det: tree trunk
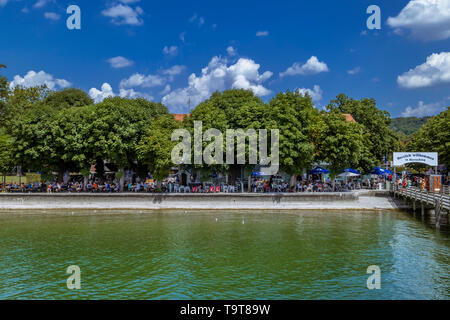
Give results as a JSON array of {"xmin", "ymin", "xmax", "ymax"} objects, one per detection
[
  {"xmin": 290, "ymin": 174, "xmax": 297, "ymax": 192},
  {"xmin": 119, "ymin": 167, "xmax": 125, "ymax": 192},
  {"xmin": 229, "ymin": 165, "xmax": 240, "ymax": 185},
  {"xmin": 248, "ymin": 175, "xmax": 251, "ymax": 193},
  {"xmin": 58, "ymin": 161, "xmax": 65, "ymax": 183}
]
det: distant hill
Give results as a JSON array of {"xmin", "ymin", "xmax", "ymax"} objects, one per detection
[{"xmin": 390, "ymin": 116, "xmax": 431, "ymax": 137}]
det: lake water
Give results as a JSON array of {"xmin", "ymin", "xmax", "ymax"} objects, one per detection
[{"xmin": 0, "ymin": 210, "xmax": 448, "ymax": 299}]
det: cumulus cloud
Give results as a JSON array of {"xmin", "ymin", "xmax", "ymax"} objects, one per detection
[
  {"xmin": 401, "ymin": 100, "xmax": 446, "ymax": 117},
  {"xmin": 119, "ymin": 73, "xmax": 165, "ymax": 89},
  {"xmin": 88, "ymin": 83, "xmax": 153, "ymax": 103},
  {"xmin": 226, "ymin": 46, "xmax": 237, "ymax": 56},
  {"xmin": 397, "ymin": 52, "xmax": 450, "ymax": 88},
  {"xmin": 296, "ymin": 85, "xmax": 323, "ymax": 103},
  {"xmin": 162, "ymin": 56, "xmax": 273, "ymax": 112},
  {"xmin": 44, "ymin": 12, "xmax": 60, "ymax": 21},
  {"xmin": 89, "ymin": 83, "xmax": 115, "ymax": 103},
  {"xmin": 256, "ymin": 31, "xmax": 269, "ymax": 37},
  {"xmin": 102, "ymin": 4, "xmax": 143, "ymax": 26},
  {"xmin": 9, "ymin": 70, "xmax": 71, "ymax": 90},
  {"xmin": 107, "ymin": 56, "xmax": 134, "ymax": 68},
  {"xmin": 387, "ymin": 0, "xmax": 450, "ymax": 41},
  {"xmin": 161, "ymin": 65, "xmax": 186, "ymax": 80},
  {"xmin": 280, "ymin": 56, "xmax": 329, "ymax": 77},
  {"xmin": 163, "ymin": 45, "xmax": 178, "ymax": 56}
]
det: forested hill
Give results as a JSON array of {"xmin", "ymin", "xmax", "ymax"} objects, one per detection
[{"xmin": 390, "ymin": 116, "xmax": 431, "ymax": 137}]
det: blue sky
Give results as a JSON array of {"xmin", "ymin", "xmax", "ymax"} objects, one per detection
[{"xmin": 1, "ymin": 0, "xmax": 449, "ymax": 116}]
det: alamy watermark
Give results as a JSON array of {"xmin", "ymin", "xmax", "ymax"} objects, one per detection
[
  {"xmin": 366, "ymin": 265, "xmax": 381, "ymax": 290},
  {"xmin": 66, "ymin": 265, "xmax": 81, "ymax": 290},
  {"xmin": 366, "ymin": 5, "xmax": 381, "ymax": 30},
  {"xmin": 171, "ymin": 121, "xmax": 279, "ymax": 175}
]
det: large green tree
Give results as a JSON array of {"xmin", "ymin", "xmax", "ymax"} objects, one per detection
[
  {"xmin": 327, "ymin": 94, "xmax": 400, "ymax": 167},
  {"xmin": 86, "ymin": 97, "xmax": 170, "ymax": 189},
  {"xmin": 137, "ymin": 114, "xmax": 181, "ymax": 181},
  {"xmin": 407, "ymin": 107, "xmax": 449, "ymax": 167},
  {"xmin": 268, "ymin": 90, "xmax": 322, "ymax": 182},
  {"xmin": 188, "ymin": 89, "xmax": 268, "ymax": 184},
  {"xmin": 317, "ymin": 111, "xmax": 369, "ymax": 181}
]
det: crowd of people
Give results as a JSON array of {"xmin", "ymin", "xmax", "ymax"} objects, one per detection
[{"xmin": 0, "ymin": 176, "xmax": 389, "ymax": 193}]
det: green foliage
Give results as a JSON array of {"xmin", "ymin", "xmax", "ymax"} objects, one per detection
[
  {"xmin": 0, "ymin": 130, "xmax": 13, "ymax": 174},
  {"xmin": 390, "ymin": 116, "xmax": 431, "ymax": 137},
  {"xmin": 87, "ymin": 97, "xmax": 169, "ymax": 169},
  {"xmin": 2, "ymin": 85, "xmax": 49, "ymax": 129},
  {"xmin": 268, "ymin": 90, "xmax": 321, "ymax": 175},
  {"xmin": 137, "ymin": 114, "xmax": 181, "ymax": 180},
  {"xmin": 407, "ymin": 108, "xmax": 449, "ymax": 167},
  {"xmin": 327, "ymin": 94, "xmax": 400, "ymax": 165},
  {"xmin": 318, "ymin": 111, "xmax": 369, "ymax": 177},
  {"xmin": 43, "ymin": 88, "xmax": 93, "ymax": 110}
]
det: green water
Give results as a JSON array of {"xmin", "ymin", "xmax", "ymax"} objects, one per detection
[{"xmin": 0, "ymin": 210, "xmax": 448, "ymax": 300}]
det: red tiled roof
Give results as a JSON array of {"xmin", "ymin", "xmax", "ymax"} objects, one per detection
[
  {"xmin": 343, "ymin": 113, "xmax": 356, "ymax": 123},
  {"xmin": 172, "ymin": 114, "xmax": 191, "ymax": 122}
]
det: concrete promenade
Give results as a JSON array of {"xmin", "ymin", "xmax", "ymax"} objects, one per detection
[{"xmin": 0, "ymin": 190, "xmax": 409, "ymax": 211}]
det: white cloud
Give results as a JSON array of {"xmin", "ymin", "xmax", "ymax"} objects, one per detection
[
  {"xmin": 189, "ymin": 13, "xmax": 205, "ymax": 26},
  {"xmin": 280, "ymin": 56, "xmax": 329, "ymax": 77},
  {"xmin": 102, "ymin": 4, "xmax": 143, "ymax": 26},
  {"xmin": 256, "ymin": 31, "xmax": 269, "ymax": 37},
  {"xmin": 387, "ymin": 0, "xmax": 450, "ymax": 41},
  {"xmin": 347, "ymin": 67, "xmax": 361, "ymax": 75},
  {"xmin": 88, "ymin": 83, "xmax": 153, "ymax": 103},
  {"xmin": 162, "ymin": 56, "xmax": 273, "ymax": 112},
  {"xmin": 33, "ymin": 0, "xmax": 51, "ymax": 8},
  {"xmin": 296, "ymin": 85, "xmax": 323, "ymax": 103},
  {"xmin": 107, "ymin": 56, "xmax": 134, "ymax": 68},
  {"xmin": 161, "ymin": 65, "xmax": 186, "ymax": 80},
  {"xmin": 397, "ymin": 52, "xmax": 450, "ymax": 88},
  {"xmin": 44, "ymin": 12, "xmax": 60, "ymax": 21},
  {"xmin": 160, "ymin": 84, "xmax": 171, "ymax": 95},
  {"xmin": 120, "ymin": 73, "xmax": 165, "ymax": 89},
  {"xmin": 89, "ymin": 83, "xmax": 115, "ymax": 103},
  {"xmin": 226, "ymin": 46, "xmax": 237, "ymax": 56},
  {"xmin": 9, "ymin": 70, "xmax": 71, "ymax": 90},
  {"xmin": 163, "ymin": 45, "xmax": 178, "ymax": 56},
  {"xmin": 401, "ymin": 100, "xmax": 446, "ymax": 117}
]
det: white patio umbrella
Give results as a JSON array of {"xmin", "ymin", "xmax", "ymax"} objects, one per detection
[{"xmin": 338, "ymin": 172, "xmax": 360, "ymax": 177}]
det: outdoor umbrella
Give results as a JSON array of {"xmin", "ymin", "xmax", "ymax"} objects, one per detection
[
  {"xmin": 338, "ymin": 172, "xmax": 359, "ymax": 177},
  {"xmin": 251, "ymin": 171, "xmax": 265, "ymax": 177},
  {"xmin": 310, "ymin": 167, "xmax": 330, "ymax": 174},
  {"xmin": 370, "ymin": 167, "xmax": 385, "ymax": 175},
  {"xmin": 343, "ymin": 168, "xmax": 360, "ymax": 175}
]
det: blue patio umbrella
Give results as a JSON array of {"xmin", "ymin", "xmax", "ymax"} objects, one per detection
[
  {"xmin": 251, "ymin": 171, "xmax": 265, "ymax": 177},
  {"xmin": 383, "ymin": 169, "xmax": 393, "ymax": 175},
  {"xmin": 370, "ymin": 167, "xmax": 385, "ymax": 175},
  {"xmin": 310, "ymin": 167, "xmax": 330, "ymax": 174}
]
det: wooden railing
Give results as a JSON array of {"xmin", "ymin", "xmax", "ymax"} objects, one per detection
[{"xmin": 395, "ymin": 187, "xmax": 450, "ymax": 211}]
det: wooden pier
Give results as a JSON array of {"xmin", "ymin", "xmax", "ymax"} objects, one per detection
[{"xmin": 394, "ymin": 186, "xmax": 450, "ymax": 227}]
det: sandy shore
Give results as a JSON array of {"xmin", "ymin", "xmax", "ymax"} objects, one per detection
[{"xmin": 0, "ymin": 191, "xmax": 410, "ymax": 211}]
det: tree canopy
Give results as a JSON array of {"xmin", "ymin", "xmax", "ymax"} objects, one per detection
[{"xmin": 407, "ymin": 107, "xmax": 449, "ymax": 167}]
